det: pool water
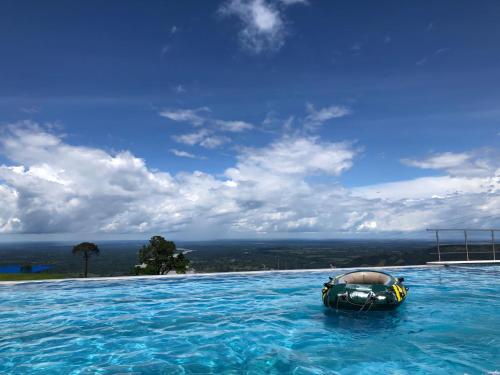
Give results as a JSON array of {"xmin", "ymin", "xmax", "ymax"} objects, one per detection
[{"xmin": 0, "ymin": 266, "xmax": 498, "ymax": 374}]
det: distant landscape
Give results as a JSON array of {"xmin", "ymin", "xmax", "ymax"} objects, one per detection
[{"xmin": 0, "ymin": 239, "xmax": 496, "ymax": 280}]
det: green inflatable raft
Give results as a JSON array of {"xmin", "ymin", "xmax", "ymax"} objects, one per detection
[{"xmin": 322, "ymin": 270, "xmax": 408, "ymax": 311}]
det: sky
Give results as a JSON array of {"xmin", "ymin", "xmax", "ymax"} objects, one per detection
[{"xmin": 0, "ymin": 0, "xmax": 499, "ymax": 241}]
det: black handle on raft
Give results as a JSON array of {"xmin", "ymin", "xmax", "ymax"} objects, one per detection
[{"xmin": 398, "ymin": 277, "xmax": 404, "ymax": 283}]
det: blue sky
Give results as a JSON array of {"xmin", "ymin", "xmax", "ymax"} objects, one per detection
[{"xmin": 0, "ymin": 0, "xmax": 499, "ymax": 240}]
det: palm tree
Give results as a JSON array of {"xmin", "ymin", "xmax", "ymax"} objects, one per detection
[{"xmin": 72, "ymin": 242, "xmax": 100, "ymax": 277}]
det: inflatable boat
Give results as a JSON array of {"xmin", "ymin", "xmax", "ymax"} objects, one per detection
[{"xmin": 322, "ymin": 270, "xmax": 408, "ymax": 311}]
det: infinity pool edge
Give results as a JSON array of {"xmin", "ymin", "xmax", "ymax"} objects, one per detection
[{"xmin": 0, "ymin": 264, "xmax": 440, "ymax": 285}]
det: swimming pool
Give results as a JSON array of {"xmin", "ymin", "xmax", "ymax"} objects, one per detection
[{"xmin": 0, "ymin": 266, "xmax": 498, "ymax": 374}]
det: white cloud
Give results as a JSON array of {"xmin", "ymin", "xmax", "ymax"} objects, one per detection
[
  {"xmin": 159, "ymin": 107, "xmax": 210, "ymax": 126},
  {"xmin": 219, "ymin": 0, "xmax": 305, "ymax": 54},
  {"xmin": 351, "ymin": 151, "xmax": 499, "ymax": 231},
  {"xmin": 401, "ymin": 150, "xmax": 498, "ymax": 177},
  {"xmin": 350, "ymin": 183, "xmax": 499, "ymax": 232},
  {"xmin": 227, "ymin": 137, "xmax": 357, "ymax": 178},
  {"xmin": 215, "ymin": 120, "xmax": 254, "ymax": 132},
  {"xmin": 0, "ymin": 123, "xmax": 178, "ymax": 234},
  {"xmin": 172, "ymin": 129, "xmax": 209, "ymax": 146},
  {"xmin": 173, "ymin": 84, "xmax": 186, "ymax": 94},
  {"xmin": 434, "ymin": 47, "xmax": 450, "ymax": 55},
  {"xmin": 170, "ymin": 149, "xmax": 197, "ymax": 159},
  {"xmin": 20, "ymin": 107, "xmax": 39, "ymax": 114},
  {"xmin": 416, "ymin": 57, "xmax": 427, "ymax": 66},
  {"xmin": 0, "ymin": 124, "xmax": 358, "ymax": 235},
  {"xmin": 352, "ymin": 176, "xmax": 495, "ymax": 201},
  {"xmin": 172, "ymin": 130, "xmax": 230, "ymax": 149},
  {"xmin": 0, "ymin": 123, "xmax": 498, "ymax": 237},
  {"xmin": 161, "ymin": 108, "xmax": 254, "ymax": 132},
  {"xmin": 161, "ymin": 107, "xmax": 254, "ymax": 147},
  {"xmin": 278, "ymin": 0, "xmax": 308, "ymax": 4},
  {"xmin": 402, "ymin": 152, "xmax": 470, "ymax": 170},
  {"xmin": 304, "ymin": 103, "xmax": 352, "ymax": 130},
  {"xmin": 161, "ymin": 44, "xmax": 170, "ymax": 56},
  {"xmin": 350, "ymin": 43, "xmax": 362, "ymax": 52},
  {"xmin": 200, "ymin": 134, "xmax": 231, "ymax": 149}
]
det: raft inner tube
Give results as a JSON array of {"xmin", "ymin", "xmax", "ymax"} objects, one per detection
[
  {"xmin": 322, "ymin": 270, "xmax": 408, "ymax": 311},
  {"xmin": 336, "ymin": 271, "xmax": 393, "ymax": 285}
]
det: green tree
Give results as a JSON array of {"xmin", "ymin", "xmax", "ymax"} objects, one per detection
[
  {"xmin": 72, "ymin": 242, "xmax": 100, "ymax": 277},
  {"xmin": 138, "ymin": 236, "xmax": 190, "ymax": 275}
]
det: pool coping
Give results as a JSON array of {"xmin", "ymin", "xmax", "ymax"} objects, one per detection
[{"xmin": 0, "ymin": 264, "xmax": 440, "ymax": 286}]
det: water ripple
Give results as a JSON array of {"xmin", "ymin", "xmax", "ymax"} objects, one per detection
[{"xmin": 0, "ymin": 266, "xmax": 499, "ymax": 374}]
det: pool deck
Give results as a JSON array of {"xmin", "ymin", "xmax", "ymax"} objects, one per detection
[
  {"xmin": 0, "ymin": 264, "xmax": 441, "ymax": 285},
  {"xmin": 427, "ymin": 260, "xmax": 500, "ymax": 266}
]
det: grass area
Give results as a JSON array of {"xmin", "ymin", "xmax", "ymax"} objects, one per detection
[{"xmin": 0, "ymin": 273, "xmax": 73, "ymax": 281}]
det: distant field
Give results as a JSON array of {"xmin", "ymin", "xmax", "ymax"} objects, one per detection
[
  {"xmin": 0, "ymin": 240, "xmax": 494, "ymax": 278},
  {"xmin": 0, "ymin": 273, "xmax": 71, "ymax": 281}
]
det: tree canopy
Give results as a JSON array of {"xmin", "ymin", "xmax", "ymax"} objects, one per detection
[
  {"xmin": 138, "ymin": 236, "xmax": 190, "ymax": 275},
  {"xmin": 72, "ymin": 242, "xmax": 100, "ymax": 277}
]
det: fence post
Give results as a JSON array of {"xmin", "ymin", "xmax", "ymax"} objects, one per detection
[
  {"xmin": 464, "ymin": 230, "xmax": 469, "ymax": 261},
  {"xmin": 493, "ymin": 230, "xmax": 496, "ymax": 261},
  {"xmin": 436, "ymin": 230, "xmax": 441, "ymax": 262}
]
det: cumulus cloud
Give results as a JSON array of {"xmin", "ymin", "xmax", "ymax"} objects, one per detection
[
  {"xmin": 0, "ymin": 123, "xmax": 358, "ymax": 235},
  {"xmin": 219, "ymin": 0, "xmax": 305, "ymax": 54},
  {"xmin": 401, "ymin": 150, "xmax": 498, "ymax": 177},
  {"xmin": 0, "ymin": 123, "xmax": 498, "ymax": 237},
  {"xmin": 352, "ymin": 151, "xmax": 499, "ymax": 231},
  {"xmin": 352, "ymin": 176, "xmax": 495, "ymax": 201},
  {"xmin": 227, "ymin": 137, "xmax": 356, "ymax": 178},
  {"xmin": 0, "ymin": 123, "xmax": 178, "ymax": 234},
  {"xmin": 402, "ymin": 152, "xmax": 470, "ymax": 170}
]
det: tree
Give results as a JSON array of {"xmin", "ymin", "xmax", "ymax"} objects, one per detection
[
  {"xmin": 72, "ymin": 242, "xmax": 100, "ymax": 278},
  {"xmin": 138, "ymin": 235, "xmax": 190, "ymax": 275}
]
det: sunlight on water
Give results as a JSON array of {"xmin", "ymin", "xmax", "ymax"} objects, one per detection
[{"xmin": 0, "ymin": 266, "xmax": 499, "ymax": 374}]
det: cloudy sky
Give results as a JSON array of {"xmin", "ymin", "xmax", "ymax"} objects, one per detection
[{"xmin": 0, "ymin": 0, "xmax": 499, "ymax": 240}]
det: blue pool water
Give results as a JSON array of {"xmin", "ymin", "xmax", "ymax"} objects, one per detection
[
  {"xmin": 0, "ymin": 266, "xmax": 499, "ymax": 374},
  {"xmin": 0, "ymin": 265, "xmax": 51, "ymax": 273}
]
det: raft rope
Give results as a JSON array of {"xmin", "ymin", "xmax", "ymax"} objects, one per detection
[
  {"xmin": 329, "ymin": 281, "xmax": 405, "ymax": 312},
  {"xmin": 336, "ymin": 292, "xmax": 348, "ymax": 312},
  {"xmin": 358, "ymin": 291, "xmax": 376, "ymax": 312},
  {"xmin": 333, "ymin": 290, "xmax": 379, "ymax": 312}
]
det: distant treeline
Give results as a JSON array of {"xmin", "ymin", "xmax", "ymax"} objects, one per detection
[{"xmin": 0, "ymin": 240, "xmax": 496, "ymax": 276}]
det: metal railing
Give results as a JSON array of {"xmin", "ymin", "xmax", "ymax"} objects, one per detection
[{"xmin": 426, "ymin": 228, "xmax": 499, "ymax": 262}]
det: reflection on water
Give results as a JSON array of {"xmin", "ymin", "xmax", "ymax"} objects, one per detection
[{"xmin": 323, "ymin": 308, "xmax": 404, "ymax": 332}]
